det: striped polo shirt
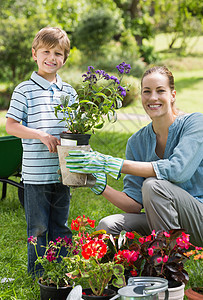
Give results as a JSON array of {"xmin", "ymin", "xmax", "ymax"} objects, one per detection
[{"xmin": 6, "ymin": 71, "xmax": 77, "ymax": 184}]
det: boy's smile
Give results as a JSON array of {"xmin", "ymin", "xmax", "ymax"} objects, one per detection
[{"xmin": 32, "ymin": 45, "xmax": 65, "ymax": 82}]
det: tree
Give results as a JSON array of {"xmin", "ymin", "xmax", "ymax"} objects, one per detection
[
  {"xmin": 153, "ymin": 0, "xmax": 203, "ymax": 52},
  {"xmin": 72, "ymin": 6, "xmax": 124, "ymax": 55},
  {"xmin": 113, "ymin": 0, "xmax": 156, "ymax": 46}
]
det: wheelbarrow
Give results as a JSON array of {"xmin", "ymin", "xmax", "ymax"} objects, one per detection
[{"xmin": 0, "ymin": 135, "xmax": 24, "ymax": 204}]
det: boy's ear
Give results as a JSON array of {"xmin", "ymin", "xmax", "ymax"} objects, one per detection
[{"xmin": 32, "ymin": 48, "xmax": 37, "ymax": 62}]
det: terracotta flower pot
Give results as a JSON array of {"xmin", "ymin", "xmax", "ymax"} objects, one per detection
[{"xmin": 185, "ymin": 287, "xmax": 203, "ymax": 300}]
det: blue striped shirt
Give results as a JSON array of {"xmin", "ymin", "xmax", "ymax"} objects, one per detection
[{"xmin": 6, "ymin": 71, "xmax": 77, "ymax": 184}]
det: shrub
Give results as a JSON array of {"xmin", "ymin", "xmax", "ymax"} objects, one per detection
[{"xmin": 72, "ymin": 7, "xmax": 123, "ymax": 55}]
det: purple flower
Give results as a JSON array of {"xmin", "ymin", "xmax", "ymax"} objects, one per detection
[
  {"xmin": 88, "ymin": 66, "xmax": 94, "ymax": 71},
  {"xmin": 82, "ymin": 72, "xmax": 98, "ymax": 84},
  {"xmin": 95, "ymin": 69, "xmax": 104, "ymax": 76},
  {"xmin": 116, "ymin": 62, "xmax": 131, "ymax": 74},
  {"xmin": 103, "ymin": 73, "xmax": 110, "ymax": 80},
  {"xmin": 110, "ymin": 75, "xmax": 120, "ymax": 84},
  {"xmin": 118, "ymin": 85, "xmax": 126, "ymax": 97}
]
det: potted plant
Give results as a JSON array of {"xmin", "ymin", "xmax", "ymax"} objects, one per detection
[
  {"xmin": 184, "ymin": 247, "xmax": 203, "ymax": 300},
  {"xmin": 106, "ymin": 229, "xmax": 197, "ymax": 300},
  {"xmin": 65, "ymin": 215, "xmax": 126, "ymax": 299},
  {"xmin": 55, "ymin": 62, "xmax": 131, "ymax": 187},
  {"xmin": 55, "ymin": 62, "xmax": 131, "ymax": 140},
  {"xmin": 28, "ymin": 235, "xmax": 75, "ymax": 300}
]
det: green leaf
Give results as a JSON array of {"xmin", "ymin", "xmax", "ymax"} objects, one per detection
[
  {"xmin": 113, "ymin": 264, "xmax": 124, "ymax": 276},
  {"xmin": 94, "ymin": 122, "xmax": 104, "ymax": 129},
  {"xmin": 112, "ymin": 274, "xmax": 126, "ymax": 288},
  {"xmin": 79, "ymin": 100, "xmax": 98, "ymax": 107}
]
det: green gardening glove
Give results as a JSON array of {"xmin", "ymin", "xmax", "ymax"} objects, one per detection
[
  {"xmin": 90, "ymin": 173, "xmax": 107, "ymax": 195},
  {"xmin": 65, "ymin": 150, "xmax": 124, "ymax": 180}
]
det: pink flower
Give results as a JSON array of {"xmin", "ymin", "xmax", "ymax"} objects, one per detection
[
  {"xmin": 157, "ymin": 257, "xmax": 162, "ymax": 263},
  {"xmin": 195, "ymin": 247, "xmax": 203, "ymax": 251},
  {"xmin": 127, "ymin": 250, "xmax": 139, "ymax": 263},
  {"xmin": 163, "ymin": 255, "xmax": 168, "ymax": 263},
  {"xmin": 46, "ymin": 249, "xmax": 57, "ymax": 262},
  {"xmin": 151, "ymin": 230, "xmax": 156, "ymax": 236},
  {"xmin": 176, "ymin": 232, "xmax": 191, "ymax": 249},
  {"xmin": 114, "ymin": 250, "xmax": 139, "ymax": 265},
  {"xmin": 148, "ymin": 247, "xmax": 154, "ymax": 256},
  {"xmin": 145, "ymin": 235, "xmax": 152, "ymax": 242},
  {"xmin": 63, "ymin": 236, "xmax": 72, "ymax": 247},
  {"xmin": 28, "ymin": 236, "xmax": 37, "ymax": 245},
  {"xmin": 139, "ymin": 237, "xmax": 145, "ymax": 244},
  {"xmin": 56, "ymin": 237, "xmax": 62, "ymax": 243},
  {"xmin": 163, "ymin": 231, "xmax": 170, "ymax": 238}
]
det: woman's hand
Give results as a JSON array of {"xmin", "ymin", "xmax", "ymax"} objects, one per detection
[{"xmin": 65, "ymin": 150, "xmax": 124, "ymax": 179}]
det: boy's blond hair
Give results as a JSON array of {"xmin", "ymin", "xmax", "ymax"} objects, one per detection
[{"xmin": 32, "ymin": 27, "xmax": 70, "ymax": 62}]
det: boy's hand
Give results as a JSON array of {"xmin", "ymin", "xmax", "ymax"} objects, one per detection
[{"xmin": 39, "ymin": 132, "xmax": 60, "ymax": 153}]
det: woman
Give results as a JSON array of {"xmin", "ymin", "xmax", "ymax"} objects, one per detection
[{"xmin": 66, "ymin": 66, "xmax": 203, "ymax": 247}]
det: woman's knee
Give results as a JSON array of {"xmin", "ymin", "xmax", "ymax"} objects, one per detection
[
  {"xmin": 142, "ymin": 178, "xmax": 171, "ymax": 207},
  {"xmin": 142, "ymin": 177, "xmax": 158, "ymax": 204},
  {"xmin": 96, "ymin": 214, "xmax": 122, "ymax": 235}
]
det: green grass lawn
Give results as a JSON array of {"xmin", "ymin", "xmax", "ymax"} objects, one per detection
[
  {"xmin": 153, "ymin": 33, "xmax": 203, "ymax": 55},
  {"xmin": 0, "ymin": 130, "xmax": 202, "ymax": 299}
]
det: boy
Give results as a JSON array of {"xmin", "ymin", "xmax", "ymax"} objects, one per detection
[{"xmin": 6, "ymin": 27, "xmax": 77, "ymax": 277}]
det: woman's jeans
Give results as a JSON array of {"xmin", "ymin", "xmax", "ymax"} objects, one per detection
[
  {"xmin": 24, "ymin": 183, "xmax": 72, "ymax": 277},
  {"xmin": 97, "ymin": 178, "xmax": 203, "ymax": 247}
]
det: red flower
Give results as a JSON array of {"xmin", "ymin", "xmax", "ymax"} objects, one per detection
[
  {"xmin": 71, "ymin": 219, "xmax": 80, "ymax": 231},
  {"xmin": 87, "ymin": 218, "xmax": 95, "ymax": 228},
  {"xmin": 126, "ymin": 232, "xmax": 135, "ymax": 239},
  {"xmin": 71, "ymin": 215, "xmax": 95, "ymax": 232},
  {"xmin": 81, "ymin": 239, "xmax": 107, "ymax": 260},
  {"xmin": 130, "ymin": 269, "xmax": 138, "ymax": 276}
]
